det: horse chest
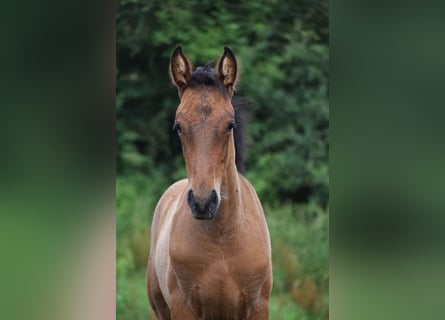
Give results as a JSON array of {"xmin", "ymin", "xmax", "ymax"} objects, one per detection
[
  {"xmin": 173, "ymin": 258, "xmax": 250, "ymax": 318},
  {"xmin": 170, "ymin": 242, "xmax": 266, "ymax": 318}
]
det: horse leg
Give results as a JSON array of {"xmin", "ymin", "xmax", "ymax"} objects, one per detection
[
  {"xmin": 248, "ymin": 298, "xmax": 270, "ymax": 320},
  {"xmin": 148, "ymin": 288, "xmax": 170, "ymax": 320},
  {"xmin": 169, "ymin": 290, "xmax": 196, "ymax": 320},
  {"xmin": 147, "ymin": 262, "xmax": 171, "ymax": 320}
]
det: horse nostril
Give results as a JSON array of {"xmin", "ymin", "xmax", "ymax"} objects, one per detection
[
  {"xmin": 210, "ymin": 190, "xmax": 218, "ymax": 204},
  {"xmin": 187, "ymin": 189, "xmax": 196, "ymax": 210},
  {"xmin": 207, "ymin": 189, "xmax": 219, "ymax": 212}
]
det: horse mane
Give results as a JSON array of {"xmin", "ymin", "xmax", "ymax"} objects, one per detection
[{"xmin": 189, "ymin": 64, "xmax": 247, "ymax": 174}]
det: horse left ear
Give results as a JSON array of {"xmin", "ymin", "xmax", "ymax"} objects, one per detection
[{"xmin": 216, "ymin": 47, "xmax": 238, "ymax": 97}]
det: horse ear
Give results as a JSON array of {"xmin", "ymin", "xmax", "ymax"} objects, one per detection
[
  {"xmin": 216, "ymin": 47, "xmax": 238, "ymax": 96},
  {"xmin": 169, "ymin": 46, "xmax": 193, "ymax": 97}
]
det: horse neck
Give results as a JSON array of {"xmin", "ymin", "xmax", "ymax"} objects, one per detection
[{"xmin": 215, "ymin": 141, "xmax": 244, "ymax": 232}]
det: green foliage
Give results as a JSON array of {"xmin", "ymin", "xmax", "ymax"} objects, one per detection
[
  {"xmin": 267, "ymin": 204, "xmax": 329, "ymax": 318},
  {"xmin": 270, "ymin": 294, "xmax": 318, "ymax": 320},
  {"xmin": 116, "ymin": 175, "xmax": 159, "ymax": 320},
  {"xmin": 117, "ymin": 270, "xmax": 150, "ymax": 320},
  {"xmin": 117, "ymin": 0, "xmax": 329, "ymax": 205},
  {"xmin": 117, "ymin": 0, "xmax": 328, "ymax": 318}
]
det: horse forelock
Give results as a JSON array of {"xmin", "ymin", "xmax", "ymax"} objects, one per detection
[{"xmin": 190, "ymin": 64, "xmax": 227, "ymax": 95}]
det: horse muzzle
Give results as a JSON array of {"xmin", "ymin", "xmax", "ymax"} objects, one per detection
[{"xmin": 187, "ymin": 189, "xmax": 220, "ymax": 219}]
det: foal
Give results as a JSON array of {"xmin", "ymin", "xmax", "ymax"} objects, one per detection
[{"xmin": 147, "ymin": 46, "xmax": 272, "ymax": 319}]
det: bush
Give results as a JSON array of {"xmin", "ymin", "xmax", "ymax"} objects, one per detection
[
  {"xmin": 116, "ymin": 0, "xmax": 329, "ymax": 318},
  {"xmin": 116, "ymin": 0, "xmax": 329, "ymax": 208}
]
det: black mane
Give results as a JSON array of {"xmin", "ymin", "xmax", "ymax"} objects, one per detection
[
  {"xmin": 232, "ymin": 96, "xmax": 248, "ymax": 173},
  {"xmin": 190, "ymin": 65, "xmax": 247, "ymax": 173},
  {"xmin": 190, "ymin": 64, "xmax": 228, "ymax": 95}
]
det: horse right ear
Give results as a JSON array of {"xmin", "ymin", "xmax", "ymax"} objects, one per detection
[{"xmin": 169, "ymin": 46, "xmax": 193, "ymax": 97}]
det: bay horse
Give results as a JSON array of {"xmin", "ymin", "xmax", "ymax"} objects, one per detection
[{"xmin": 147, "ymin": 46, "xmax": 272, "ymax": 319}]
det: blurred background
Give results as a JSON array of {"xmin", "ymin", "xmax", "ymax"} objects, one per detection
[
  {"xmin": 116, "ymin": 0, "xmax": 328, "ymax": 319},
  {"xmin": 2, "ymin": 0, "xmax": 444, "ymax": 319}
]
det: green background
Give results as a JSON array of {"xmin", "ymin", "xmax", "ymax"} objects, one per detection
[
  {"xmin": 116, "ymin": 0, "xmax": 329, "ymax": 319},
  {"xmin": 2, "ymin": 1, "xmax": 445, "ymax": 319}
]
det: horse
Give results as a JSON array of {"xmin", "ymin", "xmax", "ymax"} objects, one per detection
[{"xmin": 146, "ymin": 46, "xmax": 273, "ymax": 319}]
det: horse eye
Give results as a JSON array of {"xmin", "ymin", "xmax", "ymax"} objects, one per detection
[
  {"xmin": 172, "ymin": 122, "xmax": 182, "ymax": 134},
  {"xmin": 226, "ymin": 121, "xmax": 236, "ymax": 132}
]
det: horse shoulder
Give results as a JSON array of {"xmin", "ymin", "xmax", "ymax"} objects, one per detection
[
  {"xmin": 236, "ymin": 175, "xmax": 273, "ymax": 296},
  {"xmin": 238, "ymin": 174, "xmax": 263, "ymax": 213},
  {"xmin": 149, "ymin": 178, "xmax": 188, "ymax": 309},
  {"xmin": 151, "ymin": 179, "xmax": 188, "ymax": 239},
  {"xmin": 238, "ymin": 174, "xmax": 271, "ymax": 250}
]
